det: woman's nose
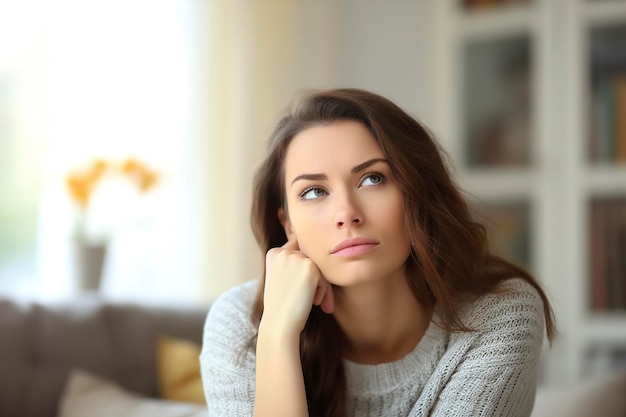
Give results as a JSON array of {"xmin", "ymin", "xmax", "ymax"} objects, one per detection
[{"xmin": 334, "ymin": 194, "xmax": 363, "ymax": 228}]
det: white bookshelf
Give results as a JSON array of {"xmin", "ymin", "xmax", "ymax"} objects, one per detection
[{"xmin": 432, "ymin": 0, "xmax": 626, "ymax": 385}]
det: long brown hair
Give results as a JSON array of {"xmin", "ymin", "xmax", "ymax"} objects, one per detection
[{"xmin": 250, "ymin": 88, "xmax": 556, "ymax": 417}]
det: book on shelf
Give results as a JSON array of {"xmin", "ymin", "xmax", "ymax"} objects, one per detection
[
  {"xmin": 590, "ymin": 199, "xmax": 607, "ymax": 310},
  {"xmin": 616, "ymin": 74, "xmax": 626, "ymax": 162},
  {"xmin": 474, "ymin": 202, "xmax": 530, "ymax": 269},
  {"xmin": 585, "ymin": 345, "xmax": 626, "ymax": 378},
  {"xmin": 589, "ymin": 20, "xmax": 626, "ymax": 164},
  {"xmin": 590, "ymin": 76, "xmax": 614, "ymax": 163},
  {"xmin": 590, "ymin": 199, "xmax": 626, "ymax": 312},
  {"xmin": 464, "ymin": 37, "xmax": 531, "ymax": 167},
  {"xmin": 589, "ymin": 73, "xmax": 626, "ymax": 164}
]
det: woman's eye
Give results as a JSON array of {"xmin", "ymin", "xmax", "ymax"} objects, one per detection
[
  {"xmin": 300, "ymin": 187, "xmax": 327, "ymax": 200},
  {"xmin": 361, "ymin": 173, "xmax": 384, "ymax": 187}
]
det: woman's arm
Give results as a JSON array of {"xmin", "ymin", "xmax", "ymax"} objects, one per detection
[
  {"xmin": 254, "ymin": 320, "xmax": 308, "ymax": 416},
  {"xmin": 199, "ymin": 281, "xmax": 258, "ymax": 416},
  {"xmin": 254, "ymin": 237, "xmax": 334, "ymax": 417}
]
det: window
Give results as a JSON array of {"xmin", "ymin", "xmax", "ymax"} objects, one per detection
[{"xmin": 0, "ymin": 0, "xmax": 208, "ymax": 303}]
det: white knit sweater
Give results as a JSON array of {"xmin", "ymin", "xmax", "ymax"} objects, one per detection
[{"xmin": 200, "ymin": 278, "xmax": 545, "ymax": 417}]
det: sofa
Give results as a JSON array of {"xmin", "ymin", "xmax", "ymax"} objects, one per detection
[
  {"xmin": 0, "ymin": 294, "xmax": 211, "ymax": 417},
  {"xmin": 2, "ymin": 294, "xmax": 625, "ymax": 417}
]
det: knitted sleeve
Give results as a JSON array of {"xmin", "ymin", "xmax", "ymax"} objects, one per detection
[
  {"xmin": 199, "ymin": 280, "xmax": 259, "ymax": 417},
  {"xmin": 428, "ymin": 279, "xmax": 546, "ymax": 417}
]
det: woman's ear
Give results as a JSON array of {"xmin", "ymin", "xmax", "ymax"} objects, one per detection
[{"xmin": 278, "ymin": 208, "xmax": 296, "ymax": 239}]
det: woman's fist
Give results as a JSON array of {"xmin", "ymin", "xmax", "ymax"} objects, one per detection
[{"xmin": 262, "ymin": 237, "xmax": 334, "ymax": 337}]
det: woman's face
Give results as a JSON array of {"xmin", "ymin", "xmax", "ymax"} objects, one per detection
[{"xmin": 281, "ymin": 120, "xmax": 411, "ymax": 287}]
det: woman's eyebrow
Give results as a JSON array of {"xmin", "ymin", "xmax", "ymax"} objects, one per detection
[
  {"xmin": 351, "ymin": 158, "xmax": 389, "ymax": 174},
  {"xmin": 290, "ymin": 158, "xmax": 389, "ymax": 186},
  {"xmin": 290, "ymin": 173, "xmax": 327, "ymax": 185}
]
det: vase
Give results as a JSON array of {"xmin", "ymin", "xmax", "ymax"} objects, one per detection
[{"xmin": 73, "ymin": 239, "xmax": 107, "ymax": 292}]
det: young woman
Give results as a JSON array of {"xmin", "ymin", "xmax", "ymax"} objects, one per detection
[{"xmin": 200, "ymin": 88, "xmax": 556, "ymax": 417}]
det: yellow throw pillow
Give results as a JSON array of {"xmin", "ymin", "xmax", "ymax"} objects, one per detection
[{"xmin": 156, "ymin": 334, "xmax": 205, "ymax": 405}]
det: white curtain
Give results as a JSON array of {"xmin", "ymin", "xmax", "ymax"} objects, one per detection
[{"xmin": 203, "ymin": 0, "xmax": 340, "ymax": 299}]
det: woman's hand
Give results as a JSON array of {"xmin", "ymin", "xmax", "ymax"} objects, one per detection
[
  {"xmin": 254, "ymin": 237, "xmax": 334, "ymax": 417},
  {"xmin": 261, "ymin": 237, "xmax": 335, "ymax": 337}
]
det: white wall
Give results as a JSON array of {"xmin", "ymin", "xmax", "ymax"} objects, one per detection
[
  {"xmin": 336, "ymin": 0, "xmax": 435, "ymax": 128},
  {"xmin": 286, "ymin": 0, "xmax": 435, "ymax": 125}
]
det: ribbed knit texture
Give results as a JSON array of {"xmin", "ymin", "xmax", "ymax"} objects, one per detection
[{"xmin": 200, "ymin": 278, "xmax": 545, "ymax": 417}]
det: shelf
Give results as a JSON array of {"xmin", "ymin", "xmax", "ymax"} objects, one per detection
[
  {"xmin": 584, "ymin": 165, "xmax": 626, "ymax": 194},
  {"xmin": 582, "ymin": 316, "xmax": 626, "ymax": 344},
  {"xmin": 459, "ymin": 169, "xmax": 535, "ymax": 200},
  {"xmin": 434, "ymin": 0, "xmax": 626, "ymax": 385},
  {"xmin": 583, "ymin": 1, "xmax": 626, "ymax": 26}
]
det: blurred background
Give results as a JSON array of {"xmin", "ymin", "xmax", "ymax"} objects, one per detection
[{"xmin": 1, "ymin": 0, "xmax": 626, "ymax": 387}]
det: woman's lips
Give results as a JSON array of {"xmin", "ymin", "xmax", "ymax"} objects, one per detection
[{"xmin": 330, "ymin": 238, "xmax": 379, "ymax": 257}]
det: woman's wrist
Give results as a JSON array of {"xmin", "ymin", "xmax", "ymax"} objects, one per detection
[
  {"xmin": 258, "ymin": 317, "xmax": 301, "ymax": 349},
  {"xmin": 255, "ymin": 317, "xmax": 308, "ymax": 417}
]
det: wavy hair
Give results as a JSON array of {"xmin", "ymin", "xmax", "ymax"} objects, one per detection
[{"xmin": 250, "ymin": 88, "xmax": 556, "ymax": 417}]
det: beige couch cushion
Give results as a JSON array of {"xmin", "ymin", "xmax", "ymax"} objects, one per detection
[{"xmin": 58, "ymin": 369, "xmax": 207, "ymax": 417}]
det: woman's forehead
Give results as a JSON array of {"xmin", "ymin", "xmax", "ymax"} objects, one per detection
[{"xmin": 283, "ymin": 121, "xmax": 384, "ymax": 180}]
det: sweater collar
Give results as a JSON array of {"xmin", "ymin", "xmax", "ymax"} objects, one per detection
[{"xmin": 342, "ymin": 315, "xmax": 448, "ymax": 395}]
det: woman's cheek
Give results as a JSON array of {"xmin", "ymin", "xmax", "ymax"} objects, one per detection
[{"xmin": 296, "ymin": 239, "xmax": 311, "ymax": 258}]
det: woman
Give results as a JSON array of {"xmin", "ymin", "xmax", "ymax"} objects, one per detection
[{"xmin": 200, "ymin": 88, "xmax": 556, "ymax": 417}]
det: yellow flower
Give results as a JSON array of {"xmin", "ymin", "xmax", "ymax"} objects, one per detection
[
  {"xmin": 66, "ymin": 159, "xmax": 108, "ymax": 209},
  {"xmin": 120, "ymin": 158, "xmax": 159, "ymax": 192},
  {"xmin": 66, "ymin": 158, "xmax": 158, "ymax": 210},
  {"xmin": 65, "ymin": 174, "xmax": 91, "ymax": 209}
]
